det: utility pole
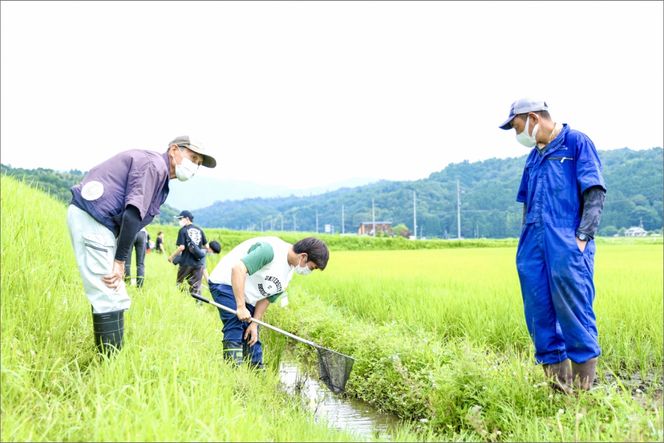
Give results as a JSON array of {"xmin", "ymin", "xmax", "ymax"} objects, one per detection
[
  {"xmin": 315, "ymin": 210, "xmax": 319, "ymax": 233},
  {"xmin": 456, "ymin": 179, "xmax": 461, "ymax": 239},
  {"xmin": 372, "ymin": 198, "xmax": 376, "ymax": 237},
  {"xmin": 260, "ymin": 220, "xmax": 264, "ymax": 232},
  {"xmin": 341, "ymin": 204, "xmax": 345, "ymax": 234},
  {"xmin": 413, "ymin": 191, "xmax": 417, "ymax": 240}
]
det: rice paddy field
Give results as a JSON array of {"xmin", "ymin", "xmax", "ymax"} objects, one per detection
[{"xmin": 2, "ymin": 176, "xmax": 662, "ymax": 441}]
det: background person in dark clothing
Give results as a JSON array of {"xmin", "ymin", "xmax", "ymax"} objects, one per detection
[
  {"xmin": 168, "ymin": 210, "xmax": 208, "ymax": 297},
  {"xmin": 203, "ymin": 240, "xmax": 222, "ymax": 283},
  {"xmin": 155, "ymin": 231, "xmax": 165, "ymax": 254},
  {"xmin": 124, "ymin": 227, "xmax": 147, "ymax": 288}
]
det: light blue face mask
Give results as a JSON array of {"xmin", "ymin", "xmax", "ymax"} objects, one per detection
[{"xmin": 516, "ymin": 115, "xmax": 539, "ymax": 148}]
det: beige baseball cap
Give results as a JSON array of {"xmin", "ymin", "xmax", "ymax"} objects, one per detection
[{"xmin": 169, "ymin": 135, "xmax": 217, "ymax": 168}]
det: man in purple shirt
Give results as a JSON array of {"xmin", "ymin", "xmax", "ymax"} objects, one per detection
[{"xmin": 67, "ymin": 136, "xmax": 217, "ymax": 356}]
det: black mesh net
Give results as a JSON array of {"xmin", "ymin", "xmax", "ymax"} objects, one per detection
[{"xmin": 316, "ymin": 347, "xmax": 355, "ymax": 394}]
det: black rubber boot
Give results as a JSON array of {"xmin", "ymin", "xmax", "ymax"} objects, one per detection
[
  {"xmin": 92, "ymin": 309, "xmax": 124, "ymax": 356},
  {"xmin": 223, "ymin": 340, "xmax": 243, "ymax": 366},
  {"xmin": 243, "ymin": 342, "xmax": 264, "ymax": 370}
]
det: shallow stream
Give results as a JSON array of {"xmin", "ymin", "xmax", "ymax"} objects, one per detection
[{"xmin": 278, "ymin": 358, "xmax": 401, "ymax": 440}]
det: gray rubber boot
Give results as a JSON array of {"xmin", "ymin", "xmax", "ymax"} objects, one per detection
[
  {"xmin": 92, "ymin": 309, "xmax": 124, "ymax": 356},
  {"xmin": 223, "ymin": 340, "xmax": 244, "ymax": 366},
  {"xmin": 572, "ymin": 357, "xmax": 598, "ymax": 390},
  {"xmin": 543, "ymin": 359, "xmax": 573, "ymax": 394}
]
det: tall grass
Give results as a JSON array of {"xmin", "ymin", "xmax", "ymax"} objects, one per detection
[{"xmin": 0, "ymin": 177, "xmax": 369, "ymax": 442}]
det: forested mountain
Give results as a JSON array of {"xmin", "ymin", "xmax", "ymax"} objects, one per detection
[
  {"xmin": 2, "ymin": 147, "xmax": 661, "ymax": 238},
  {"xmin": 191, "ymin": 148, "xmax": 663, "ymax": 238}
]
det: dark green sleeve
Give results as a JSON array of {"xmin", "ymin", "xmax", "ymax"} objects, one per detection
[
  {"xmin": 266, "ymin": 292, "xmax": 283, "ymax": 303},
  {"xmin": 240, "ymin": 242, "xmax": 274, "ymax": 275}
]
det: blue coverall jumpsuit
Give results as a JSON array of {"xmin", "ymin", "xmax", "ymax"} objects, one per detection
[{"xmin": 515, "ymin": 124, "xmax": 605, "ymax": 365}]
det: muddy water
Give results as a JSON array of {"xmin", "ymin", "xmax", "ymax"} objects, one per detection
[{"xmin": 278, "ymin": 359, "xmax": 401, "ymax": 440}]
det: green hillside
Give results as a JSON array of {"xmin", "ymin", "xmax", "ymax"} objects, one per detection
[{"xmin": 193, "ymin": 148, "xmax": 663, "ymax": 238}]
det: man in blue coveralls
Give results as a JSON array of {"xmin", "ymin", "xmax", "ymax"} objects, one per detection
[{"xmin": 500, "ymin": 99, "xmax": 606, "ymax": 393}]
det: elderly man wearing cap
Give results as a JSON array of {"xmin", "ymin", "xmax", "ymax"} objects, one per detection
[
  {"xmin": 500, "ymin": 99, "xmax": 607, "ymax": 393},
  {"xmin": 67, "ymin": 136, "xmax": 216, "ymax": 356},
  {"xmin": 168, "ymin": 209, "xmax": 210, "ymax": 299}
]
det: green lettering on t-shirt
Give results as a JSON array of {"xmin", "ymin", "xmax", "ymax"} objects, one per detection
[{"xmin": 240, "ymin": 242, "xmax": 274, "ymax": 275}]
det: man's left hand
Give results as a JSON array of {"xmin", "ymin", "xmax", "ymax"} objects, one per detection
[
  {"xmin": 576, "ymin": 238, "xmax": 588, "ymax": 252},
  {"xmin": 102, "ymin": 260, "xmax": 125, "ymax": 289},
  {"xmin": 244, "ymin": 323, "xmax": 259, "ymax": 347}
]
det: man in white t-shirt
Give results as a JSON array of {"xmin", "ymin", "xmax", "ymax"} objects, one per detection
[{"xmin": 207, "ymin": 236, "xmax": 330, "ymax": 368}]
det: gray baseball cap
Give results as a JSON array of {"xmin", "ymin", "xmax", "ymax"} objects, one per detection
[
  {"xmin": 499, "ymin": 98, "xmax": 548, "ymax": 130},
  {"xmin": 169, "ymin": 135, "xmax": 217, "ymax": 168}
]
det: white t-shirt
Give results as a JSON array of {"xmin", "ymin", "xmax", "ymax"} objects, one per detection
[{"xmin": 208, "ymin": 236, "xmax": 293, "ymax": 306}]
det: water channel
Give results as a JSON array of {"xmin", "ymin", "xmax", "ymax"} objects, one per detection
[{"xmin": 278, "ymin": 358, "xmax": 401, "ymax": 440}]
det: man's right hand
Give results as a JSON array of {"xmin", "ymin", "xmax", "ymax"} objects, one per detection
[{"xmin": 236, "ymin": 306, "xmax": 252, "ymax": 322}]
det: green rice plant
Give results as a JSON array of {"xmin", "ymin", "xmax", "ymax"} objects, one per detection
[{"xmin": 265, "ymin": 244, "xmax": 663, "ymax": 441}]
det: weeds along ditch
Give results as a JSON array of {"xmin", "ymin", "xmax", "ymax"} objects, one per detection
[
  {"xmin": 2, "ymin": 176, "xmax": 663, "ymax": 441},
  {"xmin": 262, "ymin": 244, "xmax": 662, "ymax": 441}
]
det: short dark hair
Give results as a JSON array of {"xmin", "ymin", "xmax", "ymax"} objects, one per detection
[
  {"xmin": 209, "ymin": 240, "xmax": 221, "ymax": 254},
  {"xmin": 293, "ymin": 237, "xmax": 329, "ymax": 270}
]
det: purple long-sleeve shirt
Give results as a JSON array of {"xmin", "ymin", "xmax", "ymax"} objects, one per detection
[{"xmin": 70, "ymin": 150, "xmax": 171, "ymax": 236}]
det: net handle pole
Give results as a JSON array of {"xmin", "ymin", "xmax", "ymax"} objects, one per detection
[{"xmin": 191, "ymin": 293, "xmax": 321, "ymax": 349}]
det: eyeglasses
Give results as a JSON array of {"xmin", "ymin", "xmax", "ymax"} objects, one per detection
[{"xmin": 177, "ymin": 145, "xmax": 203, "ymax": 167}]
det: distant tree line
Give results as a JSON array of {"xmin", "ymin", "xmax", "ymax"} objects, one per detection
[
  {"xmin": 0, "ymin": 164, "xmax": 180, "ymax": 225},
  {"xmin": 191, "ymin": 148, "xmax": 663, "ymax": 238},
  {"xmin": 2, "ymin": 147, "xmax": 661, "ymax": 238}
]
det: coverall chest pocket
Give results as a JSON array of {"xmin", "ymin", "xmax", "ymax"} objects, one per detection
[
  {"xmin": 82, "ymin": 233, "xmax": 114, "ymax": 275},
  {"xmin": 545, "ymin": 156, "xmax": 575, "ymax": 192}
]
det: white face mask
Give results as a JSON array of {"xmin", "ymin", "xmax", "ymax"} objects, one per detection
[
  {"xmin": 293, "ymin": 256, "xmax": 312, "ymax": 275},
  {"xmin": 516, "ymin": 115, "xmax": 539, "ymax": 148},
  {"xmin": 175, "ymin": 156, "xmax": 199, "ymax": 181},
  {"xmin": 295, "ymin": 265, "xmax": 312, "ymax": 275},
  {"xmin": 178, "ymin": 218, "xmax": 187, "ymax": 227}
]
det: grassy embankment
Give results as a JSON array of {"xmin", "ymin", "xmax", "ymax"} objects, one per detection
[{"xmin": 0, "ymin": 177, "xmax": 433, "ymax": 442}]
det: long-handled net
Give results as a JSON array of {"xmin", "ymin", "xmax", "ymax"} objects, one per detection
[
  {"xmin": 316, "ymin": 347, "xmax": 355, "ymax": 394},
  {"xmin": 193, "ymin": 293, "xmax": 355, "ymax": 393}
]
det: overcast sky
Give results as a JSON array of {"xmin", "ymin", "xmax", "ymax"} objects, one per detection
[{"xmin": 2, "ymin": 1, "xmax": 662, "ymax": 189}]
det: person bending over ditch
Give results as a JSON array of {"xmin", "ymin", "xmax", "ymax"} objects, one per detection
[
  {"xmin": 207, "ymin": 236, "xmax": 329, "ymax": 369},
  {"xmin": 499, "ymin": 98, "xmax": 606, "ymax": 393},
  {"xmin": 67, "ymin": 136, "xmax": 216, "ymax": 356}
]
